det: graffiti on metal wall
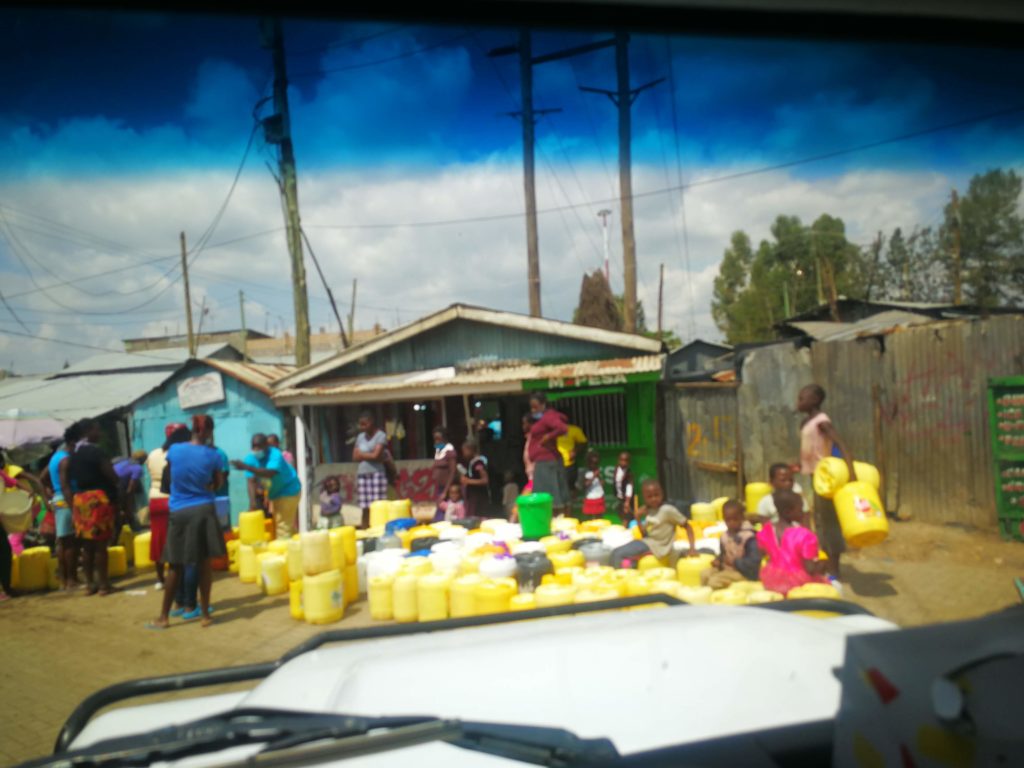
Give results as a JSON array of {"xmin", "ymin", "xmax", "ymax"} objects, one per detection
[
  {"xmin": 686, "ymin": 415, "xmax": 733, "ymax": 457},
  {"xmin": 882, "ymin": 348, "xmax": 1006, "ymax": 444},
  {"xmin": 314, "ymin": 460, "xmax": 436, "ymax": 503}
]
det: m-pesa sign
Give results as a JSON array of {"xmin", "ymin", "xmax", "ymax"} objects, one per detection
[{"xmin": 545, "ymin": 374, "xmax": 629, "ymax": 388}]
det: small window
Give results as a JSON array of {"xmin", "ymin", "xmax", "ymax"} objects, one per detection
[{"xmin": 557, "ymin": 392, "xmax": 627, "ymax": 446}]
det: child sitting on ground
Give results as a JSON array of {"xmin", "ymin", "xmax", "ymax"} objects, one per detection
[
  {"xmin": 580, "ymin": 451, "xmax": 606, "ymax": 517},
  {"xmin": 756, "ymin": 489, "xmax": 829, "ymax": 595},
  {"xmin": 438, "ymin": 482, "xmax": 466, "ymax": 522},
  {"xmin": 610, "ymin": 479, "xmax": 695, "ymax": 568},
  {"xmin": 702, "ymin": 499, "xmax": 761, "ymax": 589},
  {"xmin": 756, "ymin": 463, "xmax": 809, "ymax": 523},
  {"xmin": 318, "ymin": 475, "xmax": 342, "ymax": 527}
]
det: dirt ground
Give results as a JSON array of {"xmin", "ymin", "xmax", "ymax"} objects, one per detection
[{"xmin": 3, "ymin": 520, "xmax": 1023, "ymax": 766}]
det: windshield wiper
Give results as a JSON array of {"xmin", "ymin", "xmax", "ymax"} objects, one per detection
[{"xmin": 21, "ymin": 708, "xmax": 619, "ymax": 768}]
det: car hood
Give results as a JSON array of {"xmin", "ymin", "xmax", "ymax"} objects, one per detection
[{"xmin": 72, "ymin": 605, "xmax": 894, "ymax": 764}]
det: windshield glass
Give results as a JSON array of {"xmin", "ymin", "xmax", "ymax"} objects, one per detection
[{"xmin": 2, "ymin": 3, "xmax": 1023, "ymax": 767}]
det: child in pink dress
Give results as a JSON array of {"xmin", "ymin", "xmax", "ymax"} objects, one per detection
[{"xmin": 756, "ymin": 489, "xmax": 829, "ymax": 596}]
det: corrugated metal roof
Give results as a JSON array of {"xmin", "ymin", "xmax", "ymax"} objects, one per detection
[
  {"xmin": 0, "ymin": 371, "xmax": 171, "ymax": 422},
  {"xmin": 247, "ymin": 350, "xmax": 338, "ymax": 366},
  {"xmin": 275, "ymin": 304, "xmax": 664, "ymax": 390},
  {"xmin": 201, "ymin": 360, "xmax": 295, "ymax": 396},
  {"xmin": 785, "ymin": 321, "xmax": 849, "ymax": 340},
  {"xmin": 820, "ymin": 310, "xmax": 934, "ymax": 341},
  {"xmin": 52, "ymin": 343, "xmax": 236, "ymax": 377},
  {"xmin": 275, "ymin": 355, "xmax": 665, "ymax": 405},
  {"xmin": 785, "ymin": 311, "xmax": 934, "ymax": 342}
]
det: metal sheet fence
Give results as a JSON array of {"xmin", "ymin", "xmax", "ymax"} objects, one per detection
[
  {"xmin": 662, "ymin": 315, "xmax": 1024, "ymax": 527},
  {"xmin": 662, "ymin": 383, "xmax": 741, "ymax": 505}
]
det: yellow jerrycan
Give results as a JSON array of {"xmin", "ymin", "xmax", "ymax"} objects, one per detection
[
  {"xmin": 392, "ymin": 572, "xmax": 420, "ymax": 623},
  {"xmin": 417, "ymin": 572, "xmax": 452, "ymax": 622},
  {"xmin": 745, "ymin": 483, "xmax": 772, "ymax": 517},
  {"xmin": 261, "ymin": 555, "xmax": 288, "ymax": 596},
  {"xmin": 134, "ymin": 531, "xmax": 154, "ymax": 570},
  {"xmin": 289, "ymin": 579, "xmax": 304, "ymax": 620},
  {"xmin": 303, "ymin": 569, "xmax": 344, "ymax": 624},
  {"xmin": 368, "ymin": 574, "xmax": 395, "ymax": 621},
  {"xmin": 676, "ymin": 553, "xmax": 714, "ymax": 587},
  {"xmin": 834, "ymin": 480, "xmax": 889, "ymax": 547},
  {"xmin": 238, "ymin": 510, "xmax": 265, "ymax": 545}
]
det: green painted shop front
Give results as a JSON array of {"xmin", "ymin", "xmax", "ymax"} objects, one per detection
[{"xmin": 524, "ymin": 370, "xmax": 660, "ymax": 517}]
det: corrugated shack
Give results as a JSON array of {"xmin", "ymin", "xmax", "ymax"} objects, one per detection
[
  {"xmin": 0, "ymin": 343, "xmax": 241, "ymax": 456},
  {"xmin": 130, "ymin": 359, "xmax": 294, "ymax": 524},
  {"xmin": 271, "ymin": 304, "xmax": 664, "ymax": 523},
  {"xmin": 663, "ymin": 302, "xmax": 1024, "ymax": 529}
]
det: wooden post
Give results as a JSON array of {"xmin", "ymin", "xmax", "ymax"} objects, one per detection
[
  {"xmin": 616, "ymin": 31, "xmax": 637, "ymax": 333},
  {"xmin": 268, "ymin": 18, "xmax": 311, "ymax": 366},
  {"xmin": 657, "ymin": 262, "xmax": 664, "ymax": 334},
  {"xmin": 519, "ymin": 30, "xmax": 541, "ymax": 317},
  {"xmin": 179, "ymin": 231, "xmax": 195, "ymax": 358}
]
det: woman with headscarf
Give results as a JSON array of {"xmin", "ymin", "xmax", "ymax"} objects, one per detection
[{"xmin": 68, "ymin": 418, "xmax": 120, "ymax": 596}]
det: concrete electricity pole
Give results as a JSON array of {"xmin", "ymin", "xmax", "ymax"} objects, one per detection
[
  {"xmin": 598, "ymin": 209, "xmax": 612, "ymax": 284},
  {"xmin": 580, "ymin": 32, "xmax": 663, "ymax": 333},
  {"xmin": 179, "ymin": 231, "xmax": 196, "ymax": 357},
  {"xmin": 263, "ymin": 18, "xmax": 311, "ymax": 366}
]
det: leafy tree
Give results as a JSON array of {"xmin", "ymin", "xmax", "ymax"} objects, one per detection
[
  {"xmin": 946, "ymin": 169, "xmax": 1024, "ymax": 307},
  {"xmin": 869, "ymin": 227, "xmax": 946, "ymax": 302},
  {"xmin": 573, "ymin": 270, "xmax": 623, "ymax": 331},
  {"xmin": 711, "ymin": 214, "xmax": 869, "ymax": 343}
]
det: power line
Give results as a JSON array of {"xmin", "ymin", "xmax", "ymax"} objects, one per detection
[
  {"xmin": 289, "ymin": 32, "xmax": 472, "ymax": 78},
  {"xmin": 0, "ymin": 326, "xmax": 187, "ymax": 360},
  {"xmin": 0, "ymin": 121, "xmax": 260, "ymax": 317},
  {"xmin": 304, "ymin": 102, "xmax": 1024, "ymax": 231},
  {"xmin": 567, "ymin": 55, "xmax": 617, "ymax": 200},
  {"xmin": 0, "ymin": 292, "xmax": 30, "ymax": 333},
  {"xmin": 541, "ymin": 113, "xmax": 605, "ymax": 262},
  {"xmin": 288, "ymin": 24, "xmax": 409, "ymax": 57},
  {"xmin": 665, "ymin": 35, "xmax": 697, "ymax": 339}
]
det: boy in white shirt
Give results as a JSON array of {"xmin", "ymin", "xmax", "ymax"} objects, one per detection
[{"xmin": 756, "ymin": 463, "xmax": 809, "ymax": 524}]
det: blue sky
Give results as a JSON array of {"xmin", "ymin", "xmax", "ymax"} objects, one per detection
[
  {"xmin": 1, "ymin": 8, "xmax": 1023, "ymax": 372},
  {"xmin": 4, "ymin": 11, "xmax": 1023, "ymax": 176}
]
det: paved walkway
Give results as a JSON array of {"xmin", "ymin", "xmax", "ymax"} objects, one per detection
[{"xmin": 3, "ymin": 521, "xmax": 1022, "ymax": 765}]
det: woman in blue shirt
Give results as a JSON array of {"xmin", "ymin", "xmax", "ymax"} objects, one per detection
[
  {"xmin": 50, "ymin": 422, "xmax": 81, "ymax": 590},
  {"xmin": 149, "ymin": 414, "xmax": 225, "ymax": 629},
  {"xmin": 232, "ymin": 433, "xmax": 302, "ymax": 539}
]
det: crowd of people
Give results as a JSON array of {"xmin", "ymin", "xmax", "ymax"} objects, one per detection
[{"xmin": 0, "ymin": 381, "xmax": 856, "ymax": 610}]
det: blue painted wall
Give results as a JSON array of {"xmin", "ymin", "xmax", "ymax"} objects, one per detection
[
  {"xmin": 131, "ymin": 363, "xmax": 286, "ymax": 526},
  {"xmin": 330, "ymin": 319, "xmax": 650, "ymax": 379}
]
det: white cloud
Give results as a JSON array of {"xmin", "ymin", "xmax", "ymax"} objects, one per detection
[{"xmin": 0, "ymin": 161, "xmax": 951, "ymax": 373}]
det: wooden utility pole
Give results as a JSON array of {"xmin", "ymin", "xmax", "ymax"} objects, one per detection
[
  {"xmin": 348, "ymin": 278, "xmax": 357, "ymax": 343},
  {"xmin": 951, "ymin": 188, "xmax": 963, "ymax": 305},
  {"xmin": 519, "ymin": 30, "xmax": 541, "ymax": 318},
  {"xmin": 490, "ymin": 32, "xmax": 563, "ymax": 318},
  {"xmin": 616, "ymin": 32, "xmax": 638, "ymax": 333},
  {"xmin": 657, "ymin": 262, "xmax": 664, "ymax": 334},
  {"xmin": 179, "ymin": 231, "xmax": 195, "ymax": 358},
  {"xmin": 580, "ymin": 32, "xmax": 663, "ymax": 333},
  {"xmin": 264, "ymin": 18, "xmax": 311, "ymax": 366},
  {"xmin": 238, "ymin": 290, "xmax": 248, "ymax": 361}
]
